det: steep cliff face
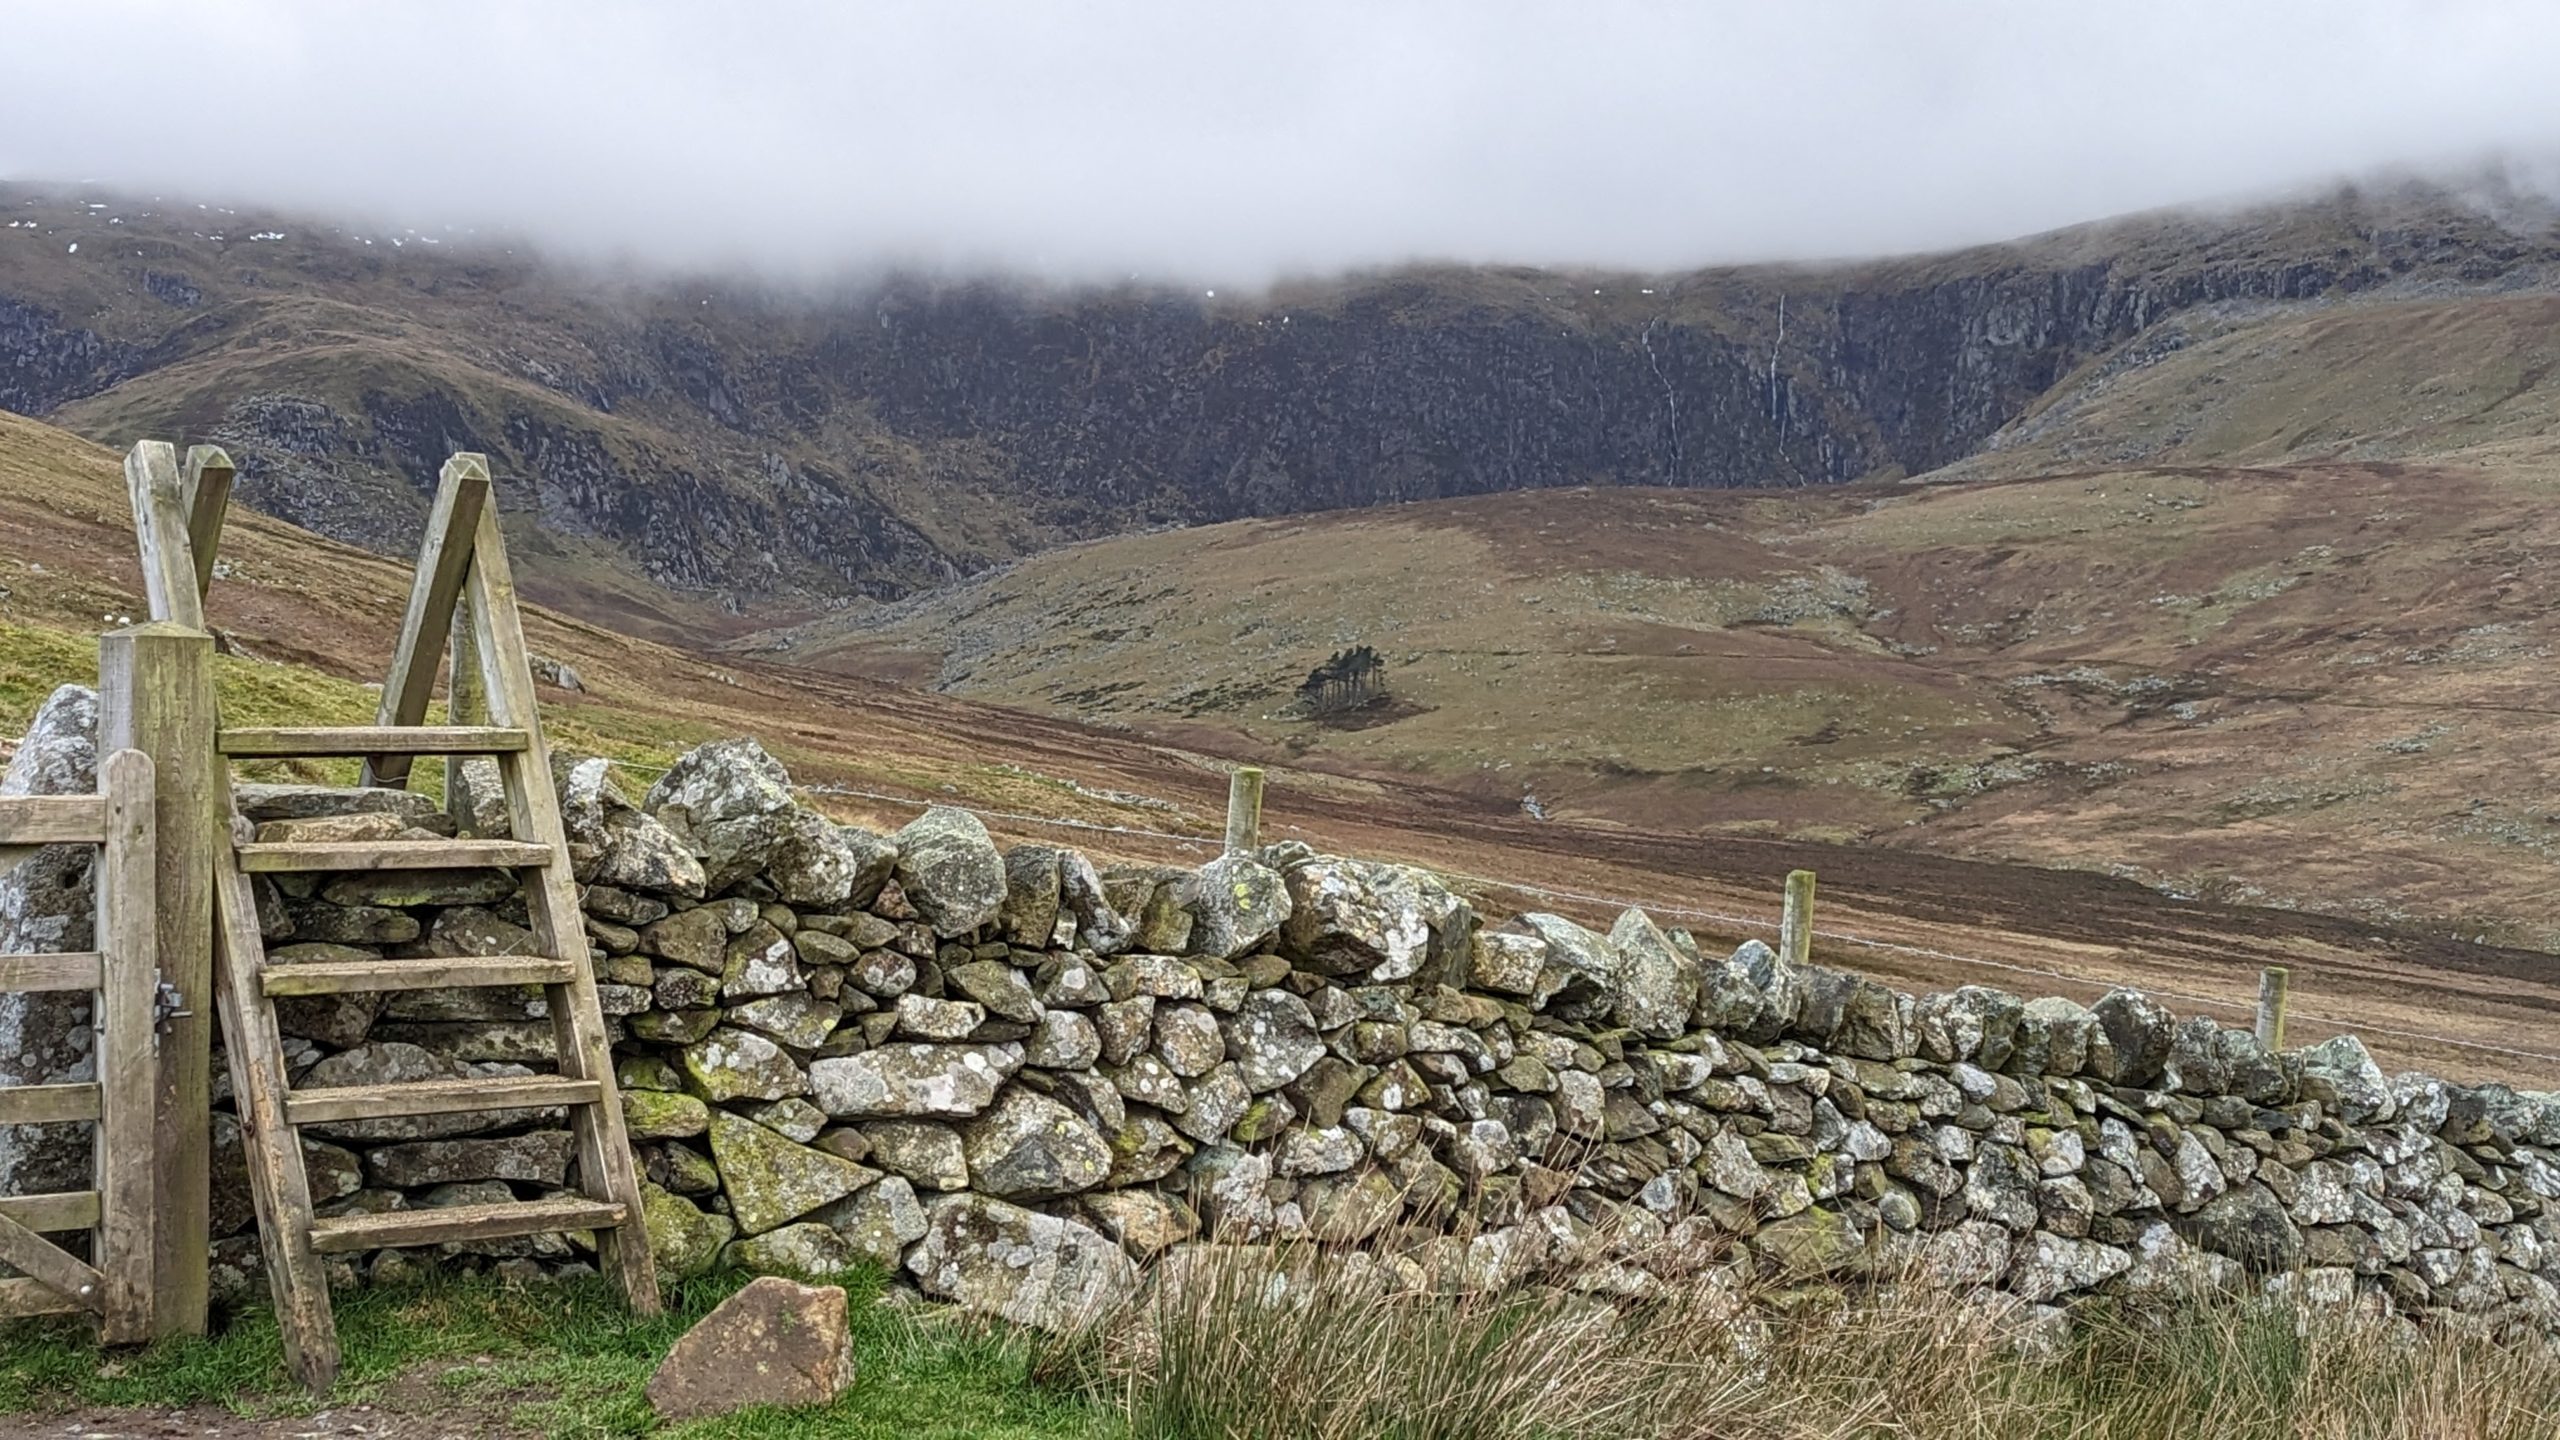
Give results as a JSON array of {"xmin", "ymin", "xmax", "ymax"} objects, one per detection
[{"xmin": 3, "ymin": 180, "xmax": 2554, "ymax": 623}]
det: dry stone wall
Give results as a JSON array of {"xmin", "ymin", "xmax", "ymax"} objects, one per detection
[{"xmin": 7, "ymin": 688, "xmax": 2560, "ymax": 1339}]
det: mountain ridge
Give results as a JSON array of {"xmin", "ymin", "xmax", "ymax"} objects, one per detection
[{"xmin": 6, "ymin": 177, "xmax": 2557, "ymax": 630}]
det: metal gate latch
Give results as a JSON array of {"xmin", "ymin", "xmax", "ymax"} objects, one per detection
[{"xmin": 154, "ymin": 976, "xmax": 193, "ymax": 1030}]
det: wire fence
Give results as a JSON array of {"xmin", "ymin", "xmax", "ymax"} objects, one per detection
[
  {"xmin": 12, "ymin": 733, "xmax": 2546, "ymax": 1067},
  {"xmin": 589, "ymin": 755, "xmax": 2560, "ymax": 1069}
]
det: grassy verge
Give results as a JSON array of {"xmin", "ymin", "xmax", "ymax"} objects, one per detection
[
  {"xmin": 6, "ymin": 1251, "xmax": 2560, "ymax": 1439},
  {"xmin": 0, "ymin": 1269, "xmax": 1118, "ymax": 1440}
]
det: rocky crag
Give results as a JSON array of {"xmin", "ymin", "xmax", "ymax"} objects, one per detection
[
  {"xmin": 4, "ymin": 688, "xmax": 2558, "ymax": 1337},
  {"xmin": 6, "ymin": 180, "xmax": 2559, "ymax": 618}
]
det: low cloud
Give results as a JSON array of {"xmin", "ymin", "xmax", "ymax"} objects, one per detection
[{"xmin": 3, "ymin": 0, "xmax": 2557, "ymax": 282}]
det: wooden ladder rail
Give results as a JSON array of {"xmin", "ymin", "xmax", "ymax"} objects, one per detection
[
  {"xmin": 0, "ymin": 755, "xmax": 159, "ymax": 1343},
  {"xmin": 196, "ymin": 451, "xmax": 657, "ymax": 1392}
]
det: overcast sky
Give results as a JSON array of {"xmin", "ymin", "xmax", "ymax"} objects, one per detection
[{"xmin": 3, "ymin": 1, "xmax": 2556, "ymax": 282}]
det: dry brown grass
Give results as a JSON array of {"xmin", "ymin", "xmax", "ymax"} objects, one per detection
[{"xmin": 1047, "ymin": 1241, "xmax": 2560, "ymax": 1440}]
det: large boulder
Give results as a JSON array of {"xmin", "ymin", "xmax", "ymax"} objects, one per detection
[
  {"xmin": 906, "ymin": 1194, "xmax": 1139, "ymax": 1330},
  {"xmin": 891, "ymin": 807, "xmax": 1007, "ymax": 937},
  {"xmin": 645, "ymin": 1277, "xmax": 856, "ymax": 1423},
  {"xmin": 1187, "ymin": 853, "xmax": 1291, "ymax": 960},
  {"xmin": 962, "ymin": 1089, "xmax": 1113, "ymax": 1200},
  {"xmin": 1281, "ymin": 858, "xmax": 1431, "ymax": 979},
  {"xmin": 767, "ymin": 811, "xmax": 892, "ymax": 909},
  {"xmin": 0, "ymin": 685, "xmax": 100, "ymax": 1196}
]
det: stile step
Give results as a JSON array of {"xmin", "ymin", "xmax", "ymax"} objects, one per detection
[
  {"xmin": 306, "ymin": 1196, "xmax": 625, "ymax": 1254},
  {"xmin": 282, "ymin": 1074, "xmax": 602, "ymax": 1126},
  {"xmin": 235, "ymin": 839, "xmax": 554, "ymax": 872},
  {"xmin": 261, "ymin": 954, "xmax": 579, "ymax": 997},
  {"xmin": 0, "ymin": 952, "xmax": 103, "ymax": 995},
  {"xmin": 217, "ymin": 725, "xmax": 531, "ymax": 758},
  {"xmin": 0, "ymin": 1082, "xmax": 100, "ymax": 1125}
]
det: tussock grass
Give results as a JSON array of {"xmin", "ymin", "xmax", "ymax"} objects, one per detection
[
  {"xmin": 4, "ymin": 1253, "xmax": 2558, "ymax": 1438},
  {"xmin": 1045, "ymin": 1242, "xmax": 2560, "ymax": 1440}
]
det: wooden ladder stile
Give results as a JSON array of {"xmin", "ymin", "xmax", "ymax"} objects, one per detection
[
  {"xmin": 0, "ymin": 751, "xmax": 160, "ymax": 1343},
  {"xmin": 186, "ymin": 451, "xmax": 656, "ymax": 1392}
]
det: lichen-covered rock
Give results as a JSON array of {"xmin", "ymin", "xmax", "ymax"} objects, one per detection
[
  {"xmin": 727, "ymin": 1221, "xmax": 864, "ymax": 1279},
  {"xmin": 808, "ymin": 1043, "xmax": 1023, "ymax": 1118},
  {"xmin": 1281, "ymin": 858, "xmax": 1430, "ymax": 980},
  {"xmin": 2009, "ymin": 1231, "xmax": 2131, "ymax": 1302},
  {"xmin": 683, "ymin": 1028, "xmax": 810, "ymax": 1104},
  {"xmin": 861, "ymin": 1119, "xmax": 966, "ymax": 1190},
  {"xmin": 997, "ymin": 845, "xmax": 1063, "ymax": 946},
  {"xmin": 1027, "ymin": 1010, "xmax": 1103, "ymax": 1070},
  {"xmin": 2298, "ymin": 1033, "xmax": 2394, "ymax": 1124},
  {"xmin": 641, "ymin": 1182, "xmax": 736, "ymax": 1281},
  {"xmin": 624, "ymin": 1089, "xmax": 712, "ymax": 1140},
  {"xmin": 645, "ymin": 738, "xmax": 796, "ymax": 827},
  {"xmin": 1219, "ymin": 987, "xmax": 1325, "ymax": 1093},
  {"xmin": 962, "ymin": 1089, "xmax": 1113, "ymax": 1200},
  {"xmin": 3, "ymin": 697, "xmax": 109, "ymax": 1193},
  {"xmin": 892, "ymin": 807, "xmax": 1007, "ymax": 937},
  {"xmin": 364, "ymin": 1131, "xmax": 574, "ymax": 1188},
  {"xmin": 561, "ymin": 757, "xmax": 707, "ymax": 897},
  {"xmin": 767, "ymin": 811, "xmax": 888, "ymax": 908},
  {"xmin": 1059, "ymin": 850, "xmax": 1137, "ymax": 956},
  {"xmin": 1188, "ymin": 853, "xmax": 1291, "ymax": 960},
  {"xmin": 2178, "ymin": 1182, "xmax": 2304, "ymax": 1274},
  {"xmin": 728, "ymin": 994, "xmax": 842, "ymax": 1051},
  {"xmin": 907, "ymin": 1194, "xmax": 1140, "ymax": 1330},
  {"xmin": 2091, "ymin": 988, "xmax": 2174, "ymax": 1086},
  {"xmin": 719, "ymin": 923, "xmax": 803, "ymax": 1001},
  {"xmin": 1605, "ymin": 909, "xmax": 1698, "ymax": 1041},
  {"xmin": 819, "ymin": 1175, "xmax": 929, "ymax": 1266},
  {"xmin": 946, "ymin": 960, "xmax": 1042, "ymax": 1023},
  {"xmin": 707, "ymin": 1110, "xmax": 880, "ymax": 1235},
  {"xmin": 1520, "ymin": 914, "xmax": 1623, "ymax": 1024}
]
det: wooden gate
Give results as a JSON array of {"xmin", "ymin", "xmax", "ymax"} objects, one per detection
[{"xmin": 0, "ymin": 748, "xmax": 158, "ymax": 1342}]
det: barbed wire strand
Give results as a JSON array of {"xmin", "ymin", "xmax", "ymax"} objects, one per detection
[{"xmin": 585, "ymin": 755, "xmax": 2560, "ymax": 1067}]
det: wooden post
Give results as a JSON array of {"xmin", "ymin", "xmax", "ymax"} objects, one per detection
[
  {"xmin": 363, "ymin": 455, "xmax": 488, "ymax": 789},
  {"xmin": 98, "ymin": 622, "xmax": 218, "ymax": 1339},
  {"xmin": 1780, "ymin": 868, "xmax": 1816, "ymax": 968},
  {"xmin": 180, "ymin": 446, "xmax": 235, "ymax": 603},
  {"xmin": 2256, "ymin": 966, "xmax": 2290, "ymax": 1050},
  {"xmin": 445, "ymin": 594, "xmax": 486, "ymax": 827},
  {"xmin": 93, "ymin": 748, "xmax": 158, "ymax": 1345},
  {"xmin": 1223, "ymin": 767, "xmax": 1265, "ymax": 854}
]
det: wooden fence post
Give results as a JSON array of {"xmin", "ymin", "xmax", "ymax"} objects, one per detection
[
  {"xmin": 2256, "ymin": 966, "xmax": 2291, "ymax": 1049},
  {"xmin": 1224, "ymin": 767, "xmax": 1265, "ymax": 854},
  {"xmin": 1780, "ymin": 868, "xmax": 1816, "ymax": 968},
  {"xmin": 99, "ymin": 621, "xmax": 218, "ymax": 1339}
]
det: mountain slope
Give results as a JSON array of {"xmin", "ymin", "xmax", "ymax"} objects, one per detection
[
  {"xmin": 6, "ymin": 178, "xmax": 2558, "ymax": 625},
  {"xmin": 756, "ymin": 458, "xmax": 2560, "ymax": 953},
  {"xmin": 4, "ymin": 405, "xmax": 2558, "ymax": 1084}
]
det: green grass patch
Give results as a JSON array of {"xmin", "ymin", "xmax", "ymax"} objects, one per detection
[{"xmin": 0, "ymin": 1270, "xmax": 1119, "ymax": 1439}]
